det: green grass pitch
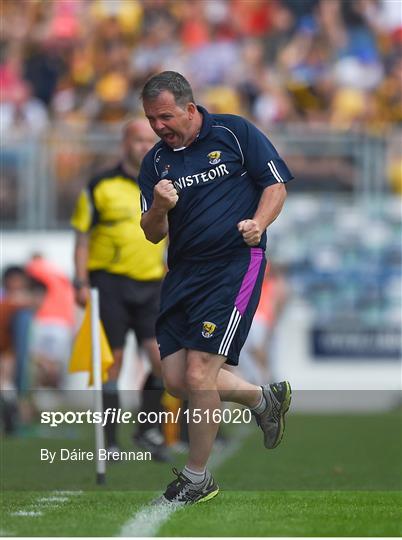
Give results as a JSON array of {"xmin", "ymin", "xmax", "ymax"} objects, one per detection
[{"xmin": 1, "ymin": 412, "xmax": 401, "ymax": 536}]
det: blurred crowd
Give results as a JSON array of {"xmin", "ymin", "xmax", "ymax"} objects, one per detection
[
  {"xmin": 0, "ymin": 255, "xmax": 75, "ymax": 434},
  {"xmin": 1, "ymin": 0, "xmax": 402, "ymax": 135}
]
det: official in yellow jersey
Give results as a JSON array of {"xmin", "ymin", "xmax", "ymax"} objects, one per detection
[{"xmin": 71, "ymin": 119, "xmax": 169, "ymax": 461}]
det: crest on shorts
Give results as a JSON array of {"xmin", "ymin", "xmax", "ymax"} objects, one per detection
[
  {"xmin": 202, "ymin": 321, "xmax": 217, "ymax": 339},
  {"xmin": 207, "ymin": 151, "xmax": 221, "ymax": 165}
]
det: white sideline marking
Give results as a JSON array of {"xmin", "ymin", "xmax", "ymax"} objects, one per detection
[
  {"xmin": 52, "ymin": 490, "xmax": 83, "ymax": 496},
  {"xmin": 208, "ymin": 424, "xmax": 251, "ymax": 471},
  {"xmin": 119, "ymin": 503, "xmax": 179, "ymax": 537},
  {"xmin": 118, "ymin": 424, "xmax": 252, "ymax": 537},
  {"xmin": 10, "ymin": 511, "xmax": 43, "ymax": 517},
  {"xmin": 37, "ymin": 496, "xmax": 69, "ymax": 503},
  {"xmin": 9, "ymin": 490, "xmax": 82, "ymax": 527}
]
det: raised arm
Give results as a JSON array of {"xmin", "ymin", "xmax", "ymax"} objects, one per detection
[{"xmin": 141, "ymin": 179, "xmax": 178, "ymax": 244}]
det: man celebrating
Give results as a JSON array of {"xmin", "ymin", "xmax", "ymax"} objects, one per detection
[
  {"xmin": 139, "ymin": 71, "xmax": 293, "ymax": 504},
  {"xmin": 71, "ymin": 119, "xmax": 169, "ymax": 461}
]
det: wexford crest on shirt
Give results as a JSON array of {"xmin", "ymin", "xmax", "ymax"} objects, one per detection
[
  {"xmin": 202, "ymin": 321, "xmax": 217, "ymax": 338},
  {"xmin": 207, "ymin": 151, "xmax": 221, "ymax": 165}
]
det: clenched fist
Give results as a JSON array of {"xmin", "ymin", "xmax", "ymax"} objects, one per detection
[
  {"xmin": 237, "ymin": 219, "xmax": 262, "ymax": 246},
  {"xmin": 153, "ymin": 179, "xmax": 178, "ymax": 211}
]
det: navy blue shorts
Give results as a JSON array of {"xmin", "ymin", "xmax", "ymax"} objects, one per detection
[{"xmin": 156, "ymin": 248, "xmax": 266, "ymax": 365}]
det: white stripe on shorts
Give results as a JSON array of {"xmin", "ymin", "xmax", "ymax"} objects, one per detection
[{"xmin": 218, "ymin": 307, "xmax": 242, "ymax": 357}]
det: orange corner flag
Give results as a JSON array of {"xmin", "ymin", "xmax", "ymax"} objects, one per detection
[{"xmin": 69, "ymin": 302, "xmax": 114, "ymax": 386}]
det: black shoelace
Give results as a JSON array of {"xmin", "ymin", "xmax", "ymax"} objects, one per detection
[{"xmin": 165, "ymin": 468, "xmax": 192, "ymax": 501}]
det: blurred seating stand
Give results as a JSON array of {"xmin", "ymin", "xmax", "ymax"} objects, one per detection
[{"xmin": 1, "ymin": 126, "xmax": 399, "ymax": 231}]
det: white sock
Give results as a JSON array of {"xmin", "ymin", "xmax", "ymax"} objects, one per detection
[
  {"xmin": 251, "ymin": 388, "xmax": 267, "ymax": 414},
  {"xmin": 183, "ymin": 466, "xmax": 206, "ymax": 484}
]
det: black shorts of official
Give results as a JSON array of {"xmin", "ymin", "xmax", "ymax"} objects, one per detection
[
  {"xmin": 156, "ymin": 248, "xmax": 266, "ymax": 365},
  {"xmin": 89, "ymin": 270, "xmax": 162, "ymax": 350}
]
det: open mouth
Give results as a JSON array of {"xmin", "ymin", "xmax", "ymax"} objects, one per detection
[{"xmin": 163, "ymin": 133, "xmax": 176, "ymax": 143}]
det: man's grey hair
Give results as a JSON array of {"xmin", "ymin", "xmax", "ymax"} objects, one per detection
[{"xmin": 141, "ymin": 71, "xmax": 195, "ymax": 109}]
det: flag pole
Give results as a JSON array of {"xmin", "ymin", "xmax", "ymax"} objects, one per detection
[{"xmin": 90, "ymin": 288, "xmax": 106, "ymax": 485}]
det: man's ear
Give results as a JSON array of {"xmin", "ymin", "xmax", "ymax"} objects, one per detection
[{"xmin": 187, "ymin": 102, "xmax": 197, "ymax": 118}]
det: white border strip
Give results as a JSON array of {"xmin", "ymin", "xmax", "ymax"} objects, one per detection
[
  {"xmin": 270, "ymin": 160, "xmax": 284, "ymax": 182},
  {"xmin": 140, "ymin": 193, "xmax": 148, "ymax": 213},
  {"xmin": 268, "ymin": 160, "xmax": 283, "ymax": 183}
]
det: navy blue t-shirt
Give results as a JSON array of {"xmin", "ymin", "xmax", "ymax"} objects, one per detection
[{"xmin": 139, "ymin": 106, "xmax": 293, "ymax": 268}]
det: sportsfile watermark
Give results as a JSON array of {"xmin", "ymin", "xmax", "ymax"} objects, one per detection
[
  {"xmin": 4, "ymin": 390, "xmax": 401, "ymax": 492},
  {"xmin": 40, "ymin": 407, "xmax": 252, "ymax": 428}
]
